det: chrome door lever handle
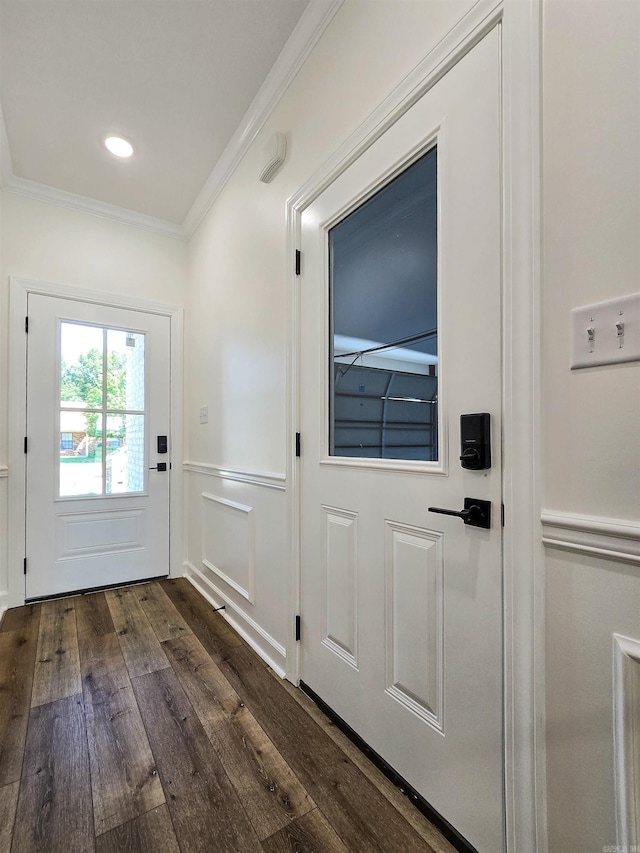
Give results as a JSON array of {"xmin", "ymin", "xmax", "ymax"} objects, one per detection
[{"xmin": 428, "ymin": 498, "xmax": 491, "ymax": 529}]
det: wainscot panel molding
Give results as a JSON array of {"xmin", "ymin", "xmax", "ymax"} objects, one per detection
[
  {"xmin": 0, "ymin": 466, "xmax": 8, "ymax": 478},
  {"xmin": 541, "ymin": 511, "xmax": 640, "ymax": 565},
  {"xmin": 183, "ymin": 561, "xmax": 286, "ymax": 677},
  {"xmin": 201, "ymin": 491, "xmax": 256, "ymax": 603},
  {"xmin": 613, "ymin": 634, "xmax": 640, "ymax": 848},
  {"xmin": 183, "ymin": 461, "xmax": 286, "ymax": 491}
]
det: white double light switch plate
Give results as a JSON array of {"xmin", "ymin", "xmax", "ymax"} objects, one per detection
[{"xmin": 571, "ymin": 293, "xmax": 640, "ymax": 369}]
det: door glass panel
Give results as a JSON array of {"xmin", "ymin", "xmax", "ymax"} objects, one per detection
[
  {"xmin": 105, "ymin": 414, "xmax": 145, "ymax": 494},
  {"xmin": 60, "ymin": 322, "xmax": 104, "ymax": 409},
  {"xmin": 329, "ymin": 146, "xmax": 438, "ymax": 461},
  {"xmin": 59, "ymin": 427, "xmax": 103, "ymax": 497},
  {"xmin": 106, "ymin": 328, "xmax": 145, "ymax": 410},
  {"xmin": 58, "ymin": 321, "xmax": 147, "ymax": 497}
]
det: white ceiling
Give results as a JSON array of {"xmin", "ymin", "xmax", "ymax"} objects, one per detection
[{"xmin": 0, "ymin": 0, "xmax": 312, "ymax": 226}]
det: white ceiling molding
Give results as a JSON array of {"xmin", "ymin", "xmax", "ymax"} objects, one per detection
[
  {"xmin": 0, "ymin": 101, "xmax": 13, "ymax": 188},
  {"xmin": 3, "ymin": 174, "xmax": 185, "ymax": 240},
  {"xmin": 182, "ymin": 0, "xmax": 344, "ymax": 238},
  {"xmin": 0, "ymin": 0, "xmax": 342, "ymax": 241}
]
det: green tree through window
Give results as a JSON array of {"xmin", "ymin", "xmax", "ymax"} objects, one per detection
[{"xmin": 61, "ymin": 349, "xmax": 126, "ymax": 437}]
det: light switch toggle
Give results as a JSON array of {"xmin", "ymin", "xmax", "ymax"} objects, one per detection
[{"xmin": 571, "ymin": 293, "xmax": 640, "ymax": 369}]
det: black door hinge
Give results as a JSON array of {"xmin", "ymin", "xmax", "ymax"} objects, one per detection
[
  {"xmin": 295, "ymin": 615, "xmax": 301, "ymax": 641},
  {"xmin": 295, "ymin": 250, "xmax": 301, "ymax": 276},
  {"xmin": 295, "ymin": 432, "xmax": 301, "ymax": 457},
  {"xmin": 23, "ymin": 558, "xmax": 27, "ymax": 575},
  {"xmin": 25, "ymin": 316, "xmax": 29, "ymax": 333},
  {"xmin": 501, "ymin": 503, "xmax": 505, "ymax": 527},
  {"xmin": 24, "ymin": 437, "xmax": 28, "ymax": 454}
]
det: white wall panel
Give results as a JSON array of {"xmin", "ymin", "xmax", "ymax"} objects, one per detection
[
  {"xmin": 201, "ymin": 491, "xmax": 255, "ymax": 602},
  {"xmin": 614, "ymin": 634, "xmax": 640, "ymax": 848},
  {"xmin": 546, "ymin": 549, "xmax": 640, "ymax": 852},
  {"xmin": 184, "ymin": 468, "xmax": 288, "ymax": 669},
  {"xmin": 321, "ymin": 506, "xmax": 358, "ymax": 667}
]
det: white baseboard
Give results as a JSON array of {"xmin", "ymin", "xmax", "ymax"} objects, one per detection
[{"xmin": 183, "ymin": 561, "xmax": 286, "ymax": 678}]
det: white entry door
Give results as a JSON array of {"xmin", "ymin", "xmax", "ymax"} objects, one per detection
[
  {"xmin": 25, "ymin": 294, "xmax": 171, "ymax": 600},
  {"xmin": 299, "ymin": 31, "xmax": 503, "ymax": 852}
]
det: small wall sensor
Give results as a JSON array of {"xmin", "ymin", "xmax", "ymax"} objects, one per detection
[{"xmin": 258, "ymin": 132, "xmax": 287, "ymax": 183}]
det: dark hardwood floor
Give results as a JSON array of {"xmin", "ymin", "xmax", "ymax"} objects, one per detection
[{"xmin": 0, "ymin": 579, "xmax": 456, "ymax": 852}]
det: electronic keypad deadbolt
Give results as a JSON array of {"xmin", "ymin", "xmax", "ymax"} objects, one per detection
[{"xmin": 460, "ymin": 413, "xmax": 491, "ymax": 470}]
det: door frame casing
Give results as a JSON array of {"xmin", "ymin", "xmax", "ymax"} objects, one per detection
[
  {"xmin": 285, "ymin": 1, "xmax": 545, "ymax": 851},
  {"xmin": 7, "ymin": 276, "xmax": 184, "ymax": 607}
]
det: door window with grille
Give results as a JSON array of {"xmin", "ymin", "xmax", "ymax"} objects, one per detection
[{"xmin": 59, "ymin": 321, "xmax": 146, "ymax": 497}]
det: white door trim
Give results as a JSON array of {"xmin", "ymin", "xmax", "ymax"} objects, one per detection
[
  {"xmin": 284, "ymin": 1, "xmax": 544, "ymax": 851},
  {"xmin": 7, "ymin": 275, "xmax": 184, "ymax": 607}
]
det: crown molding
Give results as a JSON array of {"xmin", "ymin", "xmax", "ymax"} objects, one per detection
[
  {"xmin": 3, "ymin": 175, "xmax": 185, "ymax": 240},
  {"xmin": 182, "ymin": 0, "xmax": 344, "ymax": 238}
]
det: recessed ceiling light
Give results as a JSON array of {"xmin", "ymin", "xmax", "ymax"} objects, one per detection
[{"xmin": 104, "ymin": 136, "xmax": 134, "ymax": 158}]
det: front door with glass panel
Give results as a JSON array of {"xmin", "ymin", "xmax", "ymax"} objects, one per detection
[
  {"xmin": 299, "ymin": 31, "xmax": 503, "ymax": 852},
  {"xmin": 25, "ymin": 295, "xmax": 171, "ymax": 599}
]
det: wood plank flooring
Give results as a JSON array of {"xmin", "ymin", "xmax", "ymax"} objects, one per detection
[{"xmin": 0, "ymin": 580, "xmax": 457, "ymax": 853}]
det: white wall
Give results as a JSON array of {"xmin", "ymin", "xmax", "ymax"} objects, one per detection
[
  {"xmin": 542, "ymin": 1, "xmax": 640, "ymax": 851},
  {"xmin": 543, "ymin": 0, "xmax": 640, "ymax": 521},
  {"xmin": 183, "ymin": 0, "xmax": 476, "ymax": 674},
  {"xmin": 0, "ymin": 190, "xmax": 187, "ymax": 609}
]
